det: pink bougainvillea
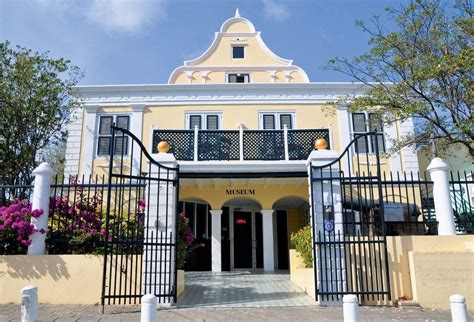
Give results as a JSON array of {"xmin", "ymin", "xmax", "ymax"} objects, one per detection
[{"xmin": 0, "ymin": 200, "xmax": 44, "ymax": 254}]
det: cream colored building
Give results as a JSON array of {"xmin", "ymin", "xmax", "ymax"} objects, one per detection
[{"xmin": 65, "ymin": 11, "xmax": 420, "ymax": 272}]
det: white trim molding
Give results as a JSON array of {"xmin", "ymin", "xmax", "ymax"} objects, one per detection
[{"xmin": 74, "ymin": 82, "xmax": 370, "ymax": 106}]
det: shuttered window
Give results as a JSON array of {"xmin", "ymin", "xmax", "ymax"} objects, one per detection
[
  {"xmin": 189, "ymin": 115, "xmax": 202, "ymax": 129},
  {"xmin": 260, "ymin": 113, "xmax": 294, "ymax": 130},
  {"xmin": 352, "ymin": 112, "xmax": 385, "ymax": 154},
  {"xmin": 187, "ymin": 114, "xmax": 221, "ymax": 130},
  {"xmin": 97, "ymin": 115, "xmax": 130, "ymax": 156},
  {"xmin": 263, "ymin": 115, "xmax": 276, "ymax": 129},
  {"xmin": 228, "ymin": 73, "xmax": 250, "ymax": 83},
  {"xmin": 280, "ymin": 114, "xmax": 292, "ymax": 129},
  {"xmin": 206, "ymin": 115, "xmax": 219, "ymax": 130}
]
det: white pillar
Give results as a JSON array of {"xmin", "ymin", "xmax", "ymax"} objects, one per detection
[
  {"xmin": 261, "ymin": 209, "xmax": 275, "ymax": 271},
  {"xmin": 307, "ymin": 149, "xmax": 346, "ymax": 305},
  {"xmin": 21, "ymin": 285, "xmax": 38, "ymax": 322},
  {"xmin": 336, "ymin": 105, "xmax": 351, "ymax": 174},
  {"xmin": 210, "ymin": 209, "xmax": 222, "ymax": 273},
  {"xmin": 80, "ymin": 105, "xmax": 98, "ymax": 178},
  {"xmin": 427, "ymin": 158, "xmax": 456, "ymax": 235},
  {"xmin": 28, "ymin": 162, "xmax": 55, "ymax": 255},
  {"xmin": 131, "ymin": 104, "xmax": 144, "ymax": 176},
  {"xmin": 343, "ymin": 294, "xmax": 359, "ymax": 322},
  {"xmin": 141, "ymin": 294, "xmax": 157, "ymax": 322},
  {"xmin": 450, "ymin": 294, "xmax": 468, "ymax": 322},
  {"xmin": 143, "ymin": 152, "xmax": 178, "ymax": 304}
]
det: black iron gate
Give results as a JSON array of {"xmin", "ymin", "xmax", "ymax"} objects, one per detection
[
  {"xmin": 101, "ymin": 126, "xmax": 180, "ymax": 308},
  {"xmin": 310, "ymin": 132, "xmax": 391, "ymax": 303}
]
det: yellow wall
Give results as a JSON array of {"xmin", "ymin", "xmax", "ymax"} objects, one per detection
[
  {"xmin": 290, "ymin": 235, "xmax": 474, "ymax": 309},
  {"xmin": 0, "ymin": 255, "xmax": 103, "ymax": 305},
  {"xmin": 180, "ymin": 182, "xmax": 308, "ymax": 210},
  {"xmin": 409, "ymin": 251, "xmax": 474, "ymax": 310}
]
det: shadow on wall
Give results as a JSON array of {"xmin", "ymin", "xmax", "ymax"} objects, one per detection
[{"xmin": 0, "ymin": 255, "xmax": 70, "ymax": 281}]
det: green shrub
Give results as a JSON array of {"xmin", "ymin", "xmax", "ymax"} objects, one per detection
[{"xmin": 290, "ymin": 225, "xmax": 313, "ymax": 268}]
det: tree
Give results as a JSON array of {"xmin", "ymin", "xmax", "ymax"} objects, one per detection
[
  {"xmin": 327, "ymin": 0, "xmax": 473, "ymax": 157},
  {"xmin": 0, "ymin": 42, "xmax": 82, "ymax": 186}
]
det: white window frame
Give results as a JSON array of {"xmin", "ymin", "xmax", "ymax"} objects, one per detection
[
  {"xmin": 185, "ymin": 112, "xmax": 223, "ymax": 130},
  {"xmin": 350, "ymin": 111, "xmax": 386, "ymax": 154},
  {"xmin": 95, "ymin": 113, "xmax": 132, "ymax": 157},
  {"xmin": 258, "ymin": 112, "xmax": 296, "ymax": 130},
  {"xmin": 226, "ymin": 72, "xmax": 251, "ymax": 83},
  {"xmin": 231, "ymin": 45, "xmax": 246, "ymax": 60}
]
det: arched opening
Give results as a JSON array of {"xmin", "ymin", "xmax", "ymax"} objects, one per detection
[
  {"xmin": 221, "ymin": 197, "xmax": 263, "ymax": 271},
  {"xmin": 179, "ymin": 198, "xmax": 212, "ymax": 271},
  {"xmin": 272, "ymin": 196, "xmax": 310, "ymax": 270}
]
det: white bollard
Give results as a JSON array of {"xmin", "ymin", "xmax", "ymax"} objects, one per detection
[
  {"xmin": 343, "ymin": 294, "xmax": 359, "ymax": 322},
  {"xmin": 21, "ymin": 285, "xmax": 38, "ymax": 322},
  {"xmin": 427, "ymin": 158, "xmax": 456, "ymax": 235},
  {"xmin": 141, "ymin": 294, "xmax": 157, "ymax": 322},
  {"xmin": 450, "ymin": 294, "xmax": 468, "ymax": 322},
  {"xmin": 28, "ymin": 162, "xmax": 55, "ymax": 255}
]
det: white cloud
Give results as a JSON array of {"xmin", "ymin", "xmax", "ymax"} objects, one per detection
[
  {"xmin": 86, "ymin": 0, "xmax": 165, "ymax": 34},
  {"xmin": 262, "ymin": 0, "xmax": 289, "ymax": 21}
]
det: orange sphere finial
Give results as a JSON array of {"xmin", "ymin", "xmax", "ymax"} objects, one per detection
[
  {"xmin": 315, "ymin": 138, "xmax": 328, "ymax": 150},
  {"xmin": 157, "ymin": 141, "xmax": 170, "ymax": 153}
]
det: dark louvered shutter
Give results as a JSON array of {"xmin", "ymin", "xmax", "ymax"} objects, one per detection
[
  {"xmin": 206, "ymin": 115, "xmax": 219, "ymax": 130},
  {"xmin": 280, "ymin": 114, "xmax": 292, "ymax": 129},
  {"xmin": 190, "ymin": 115, "xmax": 202, "ymax": 129},
  {"xmin": 263, "ymin": 115, "xmax": 275, "ymax": 129}
]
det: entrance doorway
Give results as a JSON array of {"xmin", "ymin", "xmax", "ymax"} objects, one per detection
[{"xmin": 232, "ymin": 211, "xmax": 263, "ymax": 270}]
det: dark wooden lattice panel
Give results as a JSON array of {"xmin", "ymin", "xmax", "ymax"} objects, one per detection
[
  {"xmin": 198, "ymin": 130, "xmax": 240, "ymax": 161},
  {"xmin": 287, "ymin": 129, "xmax": 330, "ymax": 160},
  {"xmin": 152, "ymin": 130, "xmax": 194, "ymax": 160},
  {"xmin": 243, "ymin": 130, "xmax": 285, "ymax": 160}
]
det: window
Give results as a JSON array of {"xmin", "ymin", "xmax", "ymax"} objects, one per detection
[
  {"xmin": 228, "ymin": 73, "xmax": 250, "ymax": 83},
  {"xmin": 97, "ymin": 115, "xmax": 130, "ymax": 156},
  {"xmin": 260, "ymin": 112, "xmax": 295, "ymax": 129},
  {"xmin": 232, "ymin": 46, "xmax": 245, "ymax": 59},
  {"xmin": 186, "ymin": 113, "xmax": 221, "ymax": 130},
  {"xmin": 352, "ymin": 112, "xmax": 385, "ymax": 154}
]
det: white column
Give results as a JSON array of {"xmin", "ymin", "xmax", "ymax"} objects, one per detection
[
  {"xmin": 28, "ymin": 162, "xmax": 55, "ymax": 255},
  {"xmin": 337, "ymin": 105, "xmax": 351, "ymax": 174},
  {"xmin": 80, "ymin": 105, "xmax": 98, "ymax": 178},
  {"xmin": 400, "ymin": 118, "xmax": 420, "ymax": 173},
  {"xmin": 143, "ymin": 152, "xmax": 178, "ymax": 305},
  {"xmin": 210, "ymin": 209, "xmax": 222, "ymax": 272},
  {"xmin": 131, "ymin": 104, "xmax": 144, "ymax": 176},
  {"xmin": 261, "ymin": 209, "xmax": 275, "ymax": 271},
  {"xmin": 384, "ymin": 122, "xmax": 402, "ymax": 173},
  {"xmin": 427, "ymin": 158, "xmax": 456, "ymax": 235},
  {"xmin": 307, "ymin": 149, "xmax": 346, "ymax": 305}
]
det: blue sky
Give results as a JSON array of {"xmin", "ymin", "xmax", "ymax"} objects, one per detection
[{"xmin": 1, "ymin": 0, "xmax": 397, "ymax": 85}]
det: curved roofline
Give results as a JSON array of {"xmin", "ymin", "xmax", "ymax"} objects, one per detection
[{"xmin": 171, "ymin": 14, "xmax": 298, "ymax": 83}]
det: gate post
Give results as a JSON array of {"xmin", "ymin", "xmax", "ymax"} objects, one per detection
[
  {"xmin": 427, "ymin": 157, "xmax": 456, "ymax": 235},
  {"xmin": 307, "ymin": 148, "xmax": 346, "ymax": 306},
  {"xmin": 144, "ymin": 151, "xmax": 178, "ymax": 305}
]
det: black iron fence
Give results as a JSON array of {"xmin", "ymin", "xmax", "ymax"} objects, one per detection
[
  {"xmin": 0, "ymin": 169, "xmax": 473, "ymax": 255},
  {"xmin": 0, "ymin": 175, "xmax": 147, "ymax": 255},
  {"xmin": 152, "ymin": 128, "xmax": 330, "ymax": 161}
]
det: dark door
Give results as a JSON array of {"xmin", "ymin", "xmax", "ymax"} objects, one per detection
[
  {"xmin": 233, "ymin": 211, "xmax": 253, "ymax": 269},
  {"xmin": 276, "ymin": 210, "xmax": 289, "ymax": 270}
]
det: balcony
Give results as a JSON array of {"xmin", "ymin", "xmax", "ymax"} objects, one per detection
[{"xmin": 152, "ymin": 128, "xmax": 330, "ymax": 161}]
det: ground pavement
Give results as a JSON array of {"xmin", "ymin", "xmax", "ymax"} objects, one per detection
[{"xmin": 0, "ymin": 304, "xmax": 469, "ymax": 321}]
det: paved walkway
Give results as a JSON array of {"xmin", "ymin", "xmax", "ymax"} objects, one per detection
[
  {"xmin": 177, "ymin": 271, "xmax": 316, "ymax": 307},
  {"xmin": 0, "ymin": 304, "xmax": 465, "ymax": 321},
  {"xmin": 1, "ymin": 271, "xmax": 472, "ymax": 321}
]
